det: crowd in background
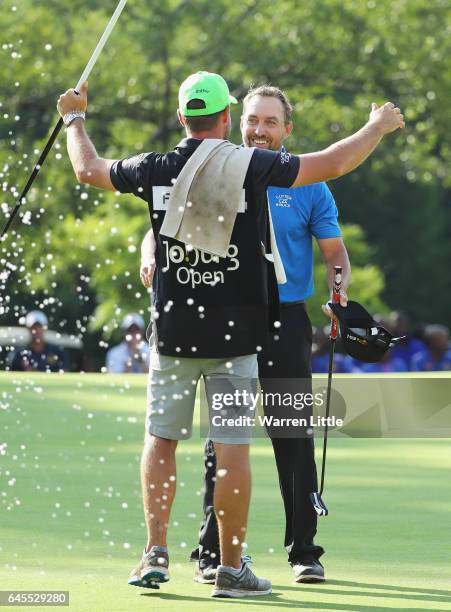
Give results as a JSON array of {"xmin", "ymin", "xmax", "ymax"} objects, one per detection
[
  {"xmin": 2, "ymin": 309, "xmax": 451, "ymax": 374},
  {"xmin": 312, "ymin": 311, "xmax": 451, "ymax": 373},
  {"xmin": 2, "ymin": 310, "xmax": 149, "ymax": 374}
]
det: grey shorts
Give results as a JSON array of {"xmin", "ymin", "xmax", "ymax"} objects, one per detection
[{"xmin": 146, "ymin": 350, "xmax": 258, "ymax": 444}]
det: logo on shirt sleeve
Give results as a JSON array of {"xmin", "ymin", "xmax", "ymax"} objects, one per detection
[
  {"xmin": 280, "ymin": 151, "xmax": 291, "ymax": 164},
  {"xmin": 274, "ymin": 194, "xmax": 292, "ymax": 208}
]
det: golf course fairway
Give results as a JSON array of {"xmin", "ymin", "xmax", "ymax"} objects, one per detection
[{"xmin": 1, "ymin": 372, "xmax": 450, "ymax": 611}]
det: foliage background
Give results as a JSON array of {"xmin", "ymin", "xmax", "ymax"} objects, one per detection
[{"xmin": 1, "ymin": 0, "xmax": 450, "ymax": 367}]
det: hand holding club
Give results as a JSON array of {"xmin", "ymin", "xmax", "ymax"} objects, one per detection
[{"xmin": 57, "ymin": 82, "xmax": 89, "ymax": 118}]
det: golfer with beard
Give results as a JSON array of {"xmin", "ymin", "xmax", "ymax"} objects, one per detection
[
  {"xmin": 58, "ymin": 71, "xmax": 403, "ymax": 598},
  {"xmin": 140, "ymin": 86, "xmax": 397, "ymax": 584}
]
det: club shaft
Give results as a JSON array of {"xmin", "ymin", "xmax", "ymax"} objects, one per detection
[
  {"xmin": 319, "ymin": 339, "xmax": 335, "ymax": 495},
  {"xmin": 1, "ymin": 0, "xmax": 128, "ymax": 238},
  {"xmin": 75, "ymin": 0, "xmax": 128, "ymax": 92},
  {"xmin": 1, "ymin": 118, "xmax": 64, "ymax": 238},
  {"xmin": 319, "ymin": 265, "xmax": 342, "ymax": 495}
]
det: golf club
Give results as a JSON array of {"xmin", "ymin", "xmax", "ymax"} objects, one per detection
[
  {"xmin": 310, "ymin": 264, "xmax": 342, "ymax": 517},
  {"xmin": 0, "ymin": 0, "xmax": 128, "ymax": 240}
]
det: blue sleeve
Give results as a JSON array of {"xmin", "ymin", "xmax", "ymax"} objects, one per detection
[
  {"xmin": 249, "ymin": 149, "xmax": 300, "ymax": 191},
  {"xmin": 308, "ymin": 183, "xmax": 341, "ymax": 240},
  {"xmin": 110, "ymin": 153, "xmax": 155, "ymax": 201}
]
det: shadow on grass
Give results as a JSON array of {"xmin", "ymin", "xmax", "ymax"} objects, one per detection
[
  {"xmin": 270, "ymin": 578, "xmax": 451, "ymax": 609},
  {"xmin": 140, "ymin": 592, "xmax": 298, "ymax": 606},
  {"xmin": 328, "ymin": 579, "xmax": 451, "ymax": 597},
  {"xmin": 290, "ymin": 579, "xmax": 451, "ymax": 600},
  {"xmin": 139, "ymin": 582, "xmax": 451, "ymax": 611}
]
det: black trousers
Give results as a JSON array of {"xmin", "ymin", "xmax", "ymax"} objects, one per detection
[{"xmin": 192, "ymin": 303, "xmax": 324, "ymax": 566}]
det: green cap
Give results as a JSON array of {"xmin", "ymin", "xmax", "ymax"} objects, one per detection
[{"xmin": 178, "ymin": 71, "xmax": 238, "ymax": 117}]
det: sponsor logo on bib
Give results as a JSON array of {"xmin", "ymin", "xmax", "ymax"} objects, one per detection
[
  {"xmin": 161, "ymin": 240, "xmax": 240, "ymax": 288},
  {"xmin": 152, "ymin": 186, "xmax": 247, "ymax": 212}
]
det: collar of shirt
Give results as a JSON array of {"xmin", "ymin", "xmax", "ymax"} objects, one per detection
[
  {"xmin": 176, "ymin": 140, "xmax": 289, "ymax": 155},
  {"xmin": 238, "ymin": 144, "xmax": 288, "ymax": 154},
  {"xmin": 174, "ymin": 137, "xmax": 204, "ymax": 154}
]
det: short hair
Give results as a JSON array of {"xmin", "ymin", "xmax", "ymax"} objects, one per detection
[
  {"xmin": 424, "ymin": 324, "xmax": 449, "ymax": 339},
  {"xmin": 243, "ymin": 85, "xmax": 293, "ymax": 125},
  {"xmin": 182, "ymin": 99, "xmax": 226, "ymax": 132}
]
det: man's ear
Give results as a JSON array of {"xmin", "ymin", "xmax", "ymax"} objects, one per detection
[
  {"xmin": 177, "ymin": 109, "xmax": 185, "ymax": 127},
  {"xmin": 284, "ymin": 121, "xmax": 294, "ymax": 139},
  {"xmin": 221, "ymin": 106, "xmax": 231, "ymax": 124}
]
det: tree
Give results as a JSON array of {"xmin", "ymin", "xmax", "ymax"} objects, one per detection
[
  {"xmin": 309, "ymin": 224, "xmax": 387, "ymax": 327},
  {"xmin": 1, "ymin": 0, "xmax": 450, "ymax": 370}
]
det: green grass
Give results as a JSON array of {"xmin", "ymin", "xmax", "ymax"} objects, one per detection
[{"xmin": 1, "ymin": 372, "xmax": 450, "ymax": 611}]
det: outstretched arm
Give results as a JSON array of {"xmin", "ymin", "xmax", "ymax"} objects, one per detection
[
  {"xmin": 292, "ymin": 102, "xmax": 405, "ymax": 187},
  {"xmin": 57, "ymin": 82, "xmax": 116, "ymax": 190}
]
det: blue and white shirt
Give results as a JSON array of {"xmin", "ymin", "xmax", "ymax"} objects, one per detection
[{"xmin": 268, "ymin": 149, "xmax": 341, "ymax": 303}]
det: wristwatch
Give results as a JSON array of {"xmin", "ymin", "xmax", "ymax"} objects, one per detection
[{"xmin": 63, "ymin": 111, "xmax": 86, "ymax": 126}]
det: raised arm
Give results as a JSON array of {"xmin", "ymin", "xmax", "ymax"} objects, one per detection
[
  {"xmin": 57, "ymin": 82, "xmax": 116, "ymax": 190},
  {"xmin": 292, "ymin": 102, "xmax": 405, "ymax": 187}
]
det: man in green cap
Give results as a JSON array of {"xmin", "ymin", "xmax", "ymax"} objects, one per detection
[
  {"xmin": 57, "ymin": 70, "xmax": 404, "ymax": 598},
  {"xmin": 179, "ymin": 70, "xmax": 238, "ymax": 115}
]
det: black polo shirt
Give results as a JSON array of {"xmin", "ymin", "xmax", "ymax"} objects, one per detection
[{"xmin": 110, "ymin": 138, "xmax": 299, "ymax": 358}]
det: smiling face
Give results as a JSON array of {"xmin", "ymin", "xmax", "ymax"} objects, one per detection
[{"xmin": 241, "ymin": 94, "xmax": 293, "ymax": 151}]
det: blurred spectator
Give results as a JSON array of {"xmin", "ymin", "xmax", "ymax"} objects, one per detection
[
  {"xmin": 310, "ymin": 313, "xmax": 450, "ymax": 373},
  {"xmin": 411, "ymin": 324, "xmax": 451, "ymax": 371},
  {"xmin": 311, "ymin": 326, "xmax": 357, "ymax": 373},
  {"xmin": 341, "ymin": 354, "xmax": 364, "ymax": 373},
  {"xmin": 362, "ymin": 314, "xmax": 410, "ymax": 372},
  {"xmin": 106, "ymin": 313, "xmax": 150, "ymax": 373},
  {"xmin": 8, "ymin": 311, "xmax": 68, "ymax": 373},
  {"xmin": 388, "ymin": 311, "xmax": 426, "ymax": 369},
  {"xmin": 362, "ymin": 352, "xmax": 408, "ymax": 373}
]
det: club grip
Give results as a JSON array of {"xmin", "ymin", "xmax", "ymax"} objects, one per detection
[{"xmin": 330, "ymin": 265, "xmax": 342, "ymax": 340}]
